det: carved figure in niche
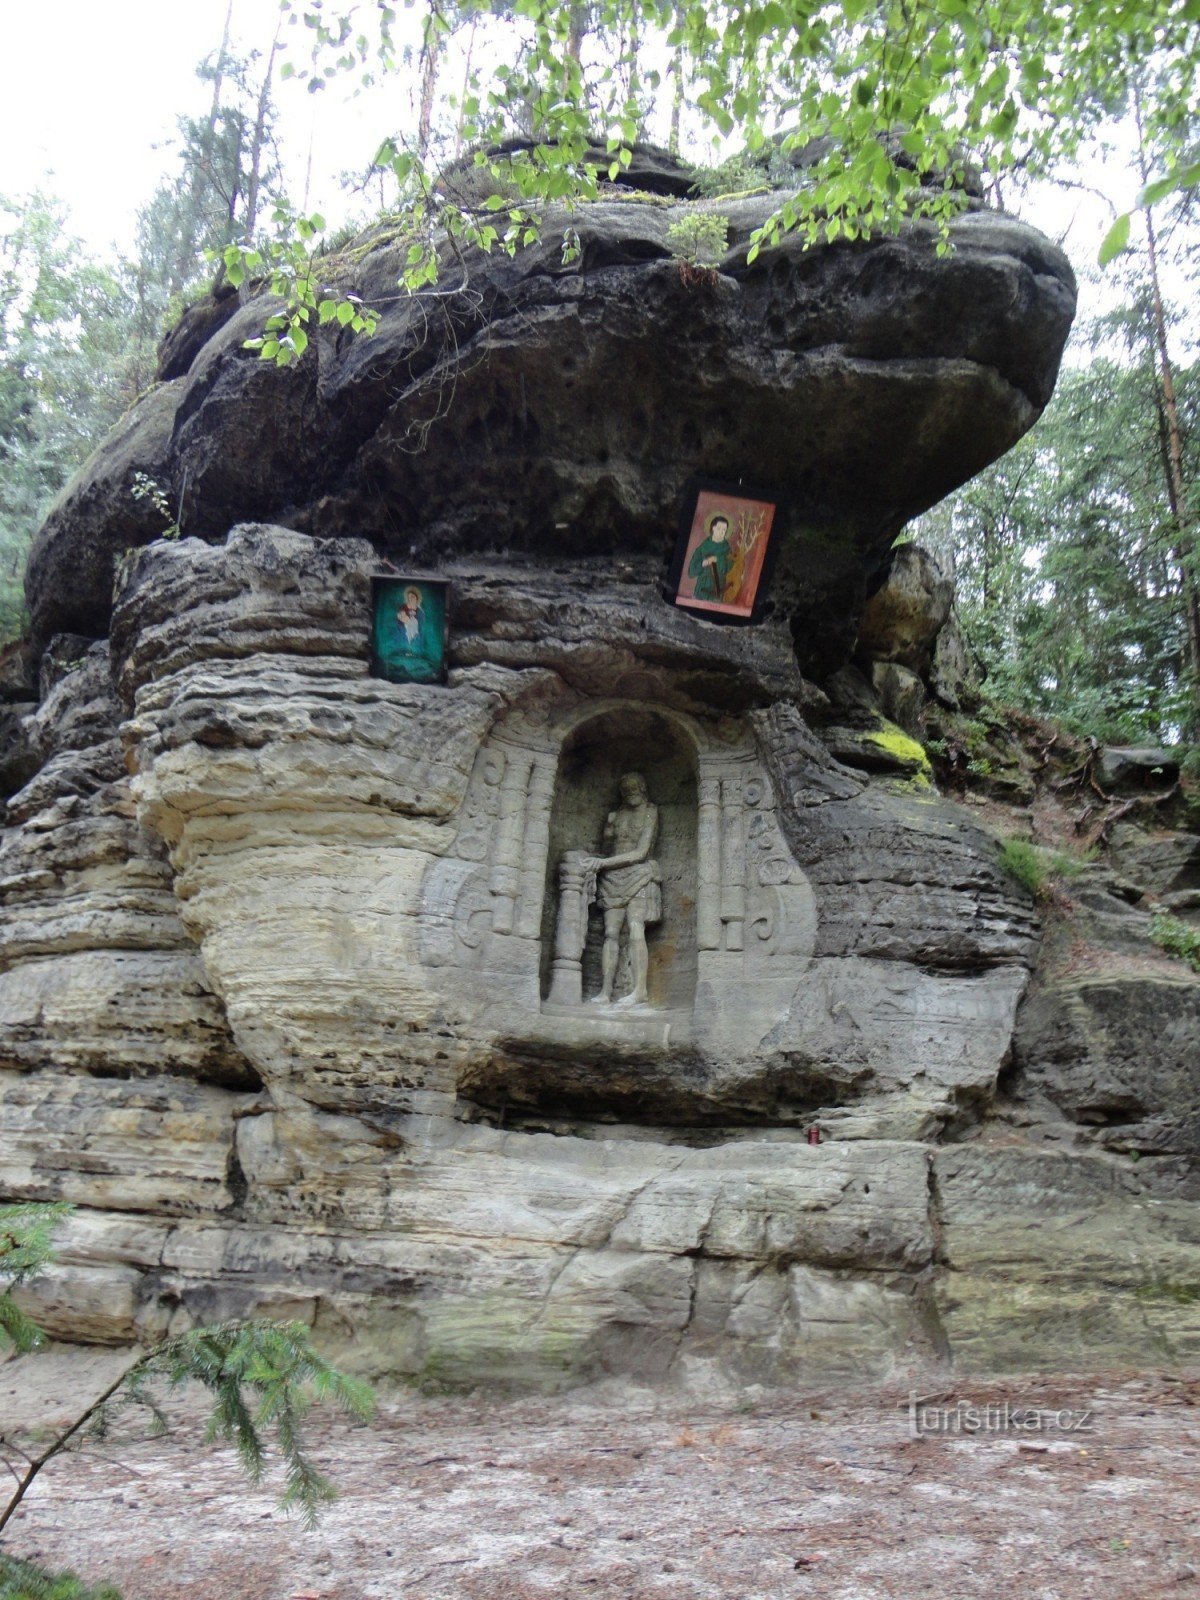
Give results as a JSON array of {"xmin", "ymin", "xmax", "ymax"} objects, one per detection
[
  {"xmin": 591, "ymin": 772, "xmax": 662, "ymax": 1006},
  {"xmin": 546, "ymin": 772, "xmax": 662, "ymax": 1009}
]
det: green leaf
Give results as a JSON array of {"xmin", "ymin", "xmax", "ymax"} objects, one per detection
[
  {"xmin": 1098, "ymin": 211, "xmax": 1131, "ymax": 266},
  {"xmin": 1138, "ymin": 158, "xmax": 1200, "ymax": 208},
  {"xmin": 1138, "ymin": 174, "xmax": 1176, "ymax": 207},
  {"xmin": 336, "ymin": 301, "xmax": 356, "ymax": 326}
]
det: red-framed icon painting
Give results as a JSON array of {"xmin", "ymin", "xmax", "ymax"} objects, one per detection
[{"xmin": 666, "ymin": 480, "xmax": 782, "ymax": 623}]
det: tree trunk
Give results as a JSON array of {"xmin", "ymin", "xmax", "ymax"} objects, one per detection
[
  {"xmin": 669, "ymin": 25, "xmax": 684, "ymax": 155},
  {"xmin": 417, "ymin": 17, "xmax": 443, "ymax": 162},
  {"xmin": 567, "ymin": 3, "xmax": 589, "ymax": 62},
  {"xmin": 1134, "ymin": 86, "xmax": 1200, "ymax": 735},
  {"xmin": 207, "ymin": 0, "xmax": 234, "ymax": 138},
  {"xmin": 455, "ymin": 16, "xmax": 479, "ymax": 158},
  {"xmin": 244, "ymin": 13, "xmax": 283, "ymax": 240},
  {"xmin": 174, "ymin": 0, "xmax": 235, "ymax": 291}
]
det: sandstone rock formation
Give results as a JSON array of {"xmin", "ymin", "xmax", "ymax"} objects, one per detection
[
  {"xmin": 4, "ymin": 174, "xmax": 1200, "ymax": 1388},
  {"xmin": 27, "ymin": 182, "xmax": 1075, "ymax": 684}
]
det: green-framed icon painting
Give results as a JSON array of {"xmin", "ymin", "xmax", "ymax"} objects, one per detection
[
  {"xmin": 666, "ymin": 480, "xmax": 783, "ymax": 624},
  {"xmin": 370, "ymin": 576, "xmax": 448, "ymax": 684}
]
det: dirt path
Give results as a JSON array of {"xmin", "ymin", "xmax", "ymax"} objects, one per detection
[{"xmin": 3, "ymin": 1362, "xmax": 1199, "ymax": 1599}]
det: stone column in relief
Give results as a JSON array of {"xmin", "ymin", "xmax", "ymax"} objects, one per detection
[
  {"xmin": 720, "ymin": 775, "xmax": 746, "ymax": 951},
  {"xmin": 489, "ymin": 748, "xmax": 533, "ymax": 934},
  {"xmin": 547, "ymin": 852, "xmax": 598, "ymax": 1006},
  {"xmin": 697, "ymin": 774, "xmax": 722, "ymax": 951},
  {"xmin": 516, "ymin": 757, "xmax": 556, "ymax": 940}
]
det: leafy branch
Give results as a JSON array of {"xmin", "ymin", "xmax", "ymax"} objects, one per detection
[
  {"xmin": 0, "ymin": 1205, "xmax": 375, "ymax": 1553},
  {"xmin": 0, "ymin": 1203, "xmax": 69, "ymax": 1358},
  {"xmin": 217, "ymin": 201, "xmax": 381, "ymax": 366}
]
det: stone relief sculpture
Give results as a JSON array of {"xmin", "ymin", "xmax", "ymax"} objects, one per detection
[
  {"xmin": 420, "ymin": 697, "xmax": 818, "ymax": 1056},
  {"xmin": 547, "ymin": 773, "xmax": 662, "ymax": 1009}
]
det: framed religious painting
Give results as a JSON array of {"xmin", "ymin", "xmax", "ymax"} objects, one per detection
[
  {"xmin": 666, "ymin": 479, "xmax": 783, "ymax": 624},
  {"xmin": 370, "ymin": 575, "xmax": 449, "ymax": 684}
]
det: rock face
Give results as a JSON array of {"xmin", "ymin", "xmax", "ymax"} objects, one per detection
[
  {"xmin": 1013, "ymin": 975, "xmax": 1200, "ymax": 1157},
  {"xmin": 27, "ymin": 189, "xmax": 1076, "ymax": 682},
  {"xmin": 5, "ymin": 181, "xmax": 1199, "ymax": 1387},
  {"xmin": 856, "ymin": 544, "xmax": 954, "ymax": 672}
]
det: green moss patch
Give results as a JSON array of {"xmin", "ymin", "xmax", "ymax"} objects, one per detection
[{"xmin": 865, "ymin": 722, "xmax": 934, "ymax": 787}]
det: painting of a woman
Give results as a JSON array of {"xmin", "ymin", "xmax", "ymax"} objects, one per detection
[{"xmin": 371, "ymin": 578, "xmax": 447, "ymax": 683}]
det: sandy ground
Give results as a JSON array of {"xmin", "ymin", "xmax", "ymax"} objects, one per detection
[{"xmin": 3, "ymin": 1355, "xmax": 1200, "ymax": 1599}]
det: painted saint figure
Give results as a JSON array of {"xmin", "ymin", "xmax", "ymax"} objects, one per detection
[
  {"xmin": 395, "ymin": 585, "xmax": 426, "ymax": 652},
  {"xmin": 371, "ymin": 577, "xmax": 446, "ymax": 684},
  {"xmin": 587, "ymin": 772, "xmax": 662, "ymax": 1006},
  {"xmin": 686, "ymin": 513, "xmax": 733, "ymax": 602}
]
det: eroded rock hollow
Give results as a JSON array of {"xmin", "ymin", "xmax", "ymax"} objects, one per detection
[{"xmin": 5, "ymin": 168, "xmax": 1200, "ymax": 1386}]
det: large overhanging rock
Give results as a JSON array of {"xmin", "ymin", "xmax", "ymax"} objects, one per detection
[{"xmin": 26, "ymin": 188, "xmax": 1075, "ymax": 675}]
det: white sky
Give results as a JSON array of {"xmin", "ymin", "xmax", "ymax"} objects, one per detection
[
  {"xmin": 0, "ymin": 0, "xmax": 393, "ymax": 255},
  {"xmin": 0, "ymin": 0, "xmax": 1192, "ymax": 355}
]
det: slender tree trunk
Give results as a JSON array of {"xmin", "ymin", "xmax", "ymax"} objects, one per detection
[
  {"xmin": 244, "ymin": 13, "xmax": 283, "ymax": 239},
  {"xmin": 175, "ymin": 0, "xmax": 236, "ymax": 291},
  {"xmin": 626, "ymin": 9, "xmax": 643, "ymax": 136},
  {"xmin": 669, "ymin": 24, "xmax": 684, "ymax": 155},
  {"xmin": 207, "ymin": 0, "xmax": 235, "ymax": 138},
  {"xmin": 981, "ymin": 510, "xmax": 995, "ymax": 612},
  {"xmin": 1134, "ymin": 86, "xmax": 1200, "ymax": 735},
  {"xmin": 302, "ymin": 112, "xmax": 315, "ymax": 215},
  {"xmin": 455, "ymin": 15, "xmax": 479, "ymax": 158},
  {"xmin": 417, "ymin": 17, "xmax": 443, "ymax": 162},
  {"xmin": 567, "ymin": 3, "xmax": 589, "ymax": 62}
]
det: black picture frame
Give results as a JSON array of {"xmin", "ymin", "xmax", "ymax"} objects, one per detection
[{"xmin": 664, "ymin": 477, "xmax": 785, "ymax": 625}]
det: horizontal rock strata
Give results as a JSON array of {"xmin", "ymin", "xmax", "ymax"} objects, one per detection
[
  {"xmin": 7, "ymin": 182, "xmax": 1197, "ymax": 1386},
  {"xmin": 4, "ymin": 523, "xmax": 1198, "ymax": 1384}
]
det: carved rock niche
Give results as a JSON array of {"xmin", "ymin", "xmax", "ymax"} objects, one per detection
[
  {"xmin": 420, "ymin": 693, "xmax": 817, "ymax": 1116},
  {"xmin": 540, "ymin": 706, "xmax": 698, "ymax": 1018}
]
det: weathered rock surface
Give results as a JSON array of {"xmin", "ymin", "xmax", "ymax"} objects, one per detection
[
  {"xmin": 0, "ymin": 622, "xmax": 257, "ymax": 1097},
  {"xmin": 7, "ymin": 182, "xmax": 1199, "ymax": 1388},
  {"xmin": 6, "ymin": 516, "xmax": 1198, "ymax": 1384},
  {"xmin": 1110, "ymin": 828, "xmax": 1200, "ymax": 897},
  {"xmin": 1097, "ymin": 745, "xmax": 1181, "ymax": 792},
  {"xmin": 27, "ymin": 192, "xmax": 1075, "ymax": 683},
  {"xmin": 1012, "ymin": 974, "xmax": 1200, "ymax": 1157},
  {"xmin": 935, "ymin": 1145, "xmax": 1200, "ymax": 1369},
  {"xmin": 856, "ymin": 543, "xmax": 953, "ymax": 673}
]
